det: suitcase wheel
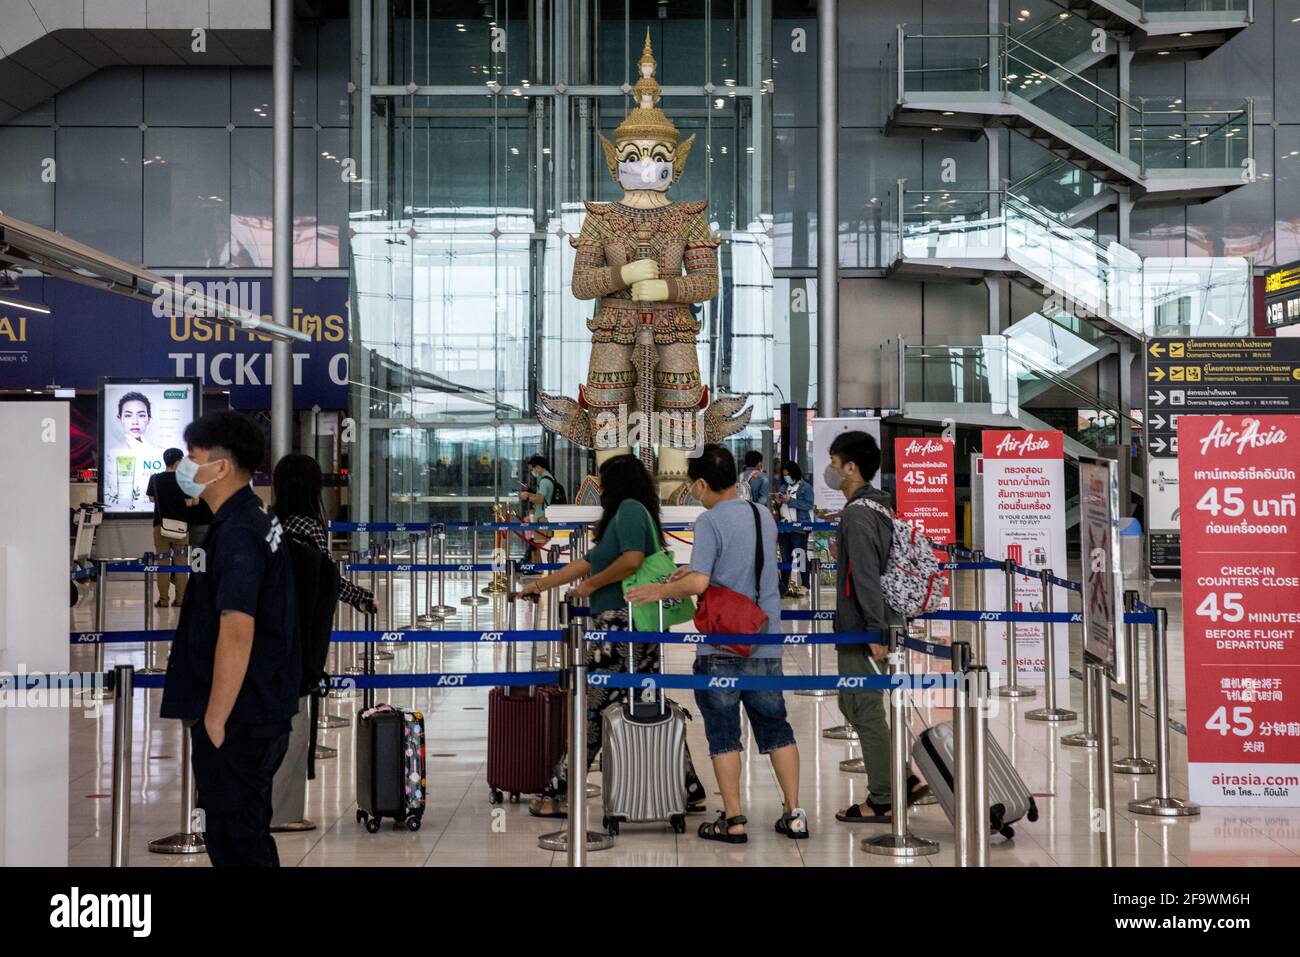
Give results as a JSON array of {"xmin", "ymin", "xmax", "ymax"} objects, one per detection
[
  {"xmin": 405, "ymin": 816, "xmax": 422, "ymax": 832},
  {"xmin": 364, "ymin": 816, "xmax": 382, "ymax": 834},
  {"xmin": 1027, "ymin": 796, "xmax": 1039, "ymax": 823},
  {"xmin": 509, "ymin": 792, "xmax": 520, "ymax": 804},
  {"xmin": 999, "ymin": 825, "xmax": 1015, "ymax": 841},
  {"xmin": 488, "ymin": 789, "xmax": 503, "ymax": 805},
  {"xmin": 670, "ymin": 814, "xmax": 687, "ymax": 834},
  {"xmin": 356, "ymin": 809, "xmax": 366, "ymax": 824},
  {"xmin": 604, "ymin": 816, "xmax": 620, "ymax": 836}
]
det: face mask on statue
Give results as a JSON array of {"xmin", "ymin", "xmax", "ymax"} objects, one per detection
[{"xmin": 617, "ymin": 158, "xmax": 673, "ymax": 191}]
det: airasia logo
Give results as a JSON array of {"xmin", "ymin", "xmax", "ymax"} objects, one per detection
[
  {"xmin": 994, "ymin": 432, "xmax": 1050, "ymax": 457},
  {"xmin": 903, "ymin": 438, "xmax": 946, "ymax": 455},
  {"xmin": 1199, "ymin": 417, "xmax": 1288, "ymax": 457}
]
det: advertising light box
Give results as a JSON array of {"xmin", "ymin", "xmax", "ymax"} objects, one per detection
[{"xmin": 99, "ymin": 378, "xmax": 201, "ymax": 516}]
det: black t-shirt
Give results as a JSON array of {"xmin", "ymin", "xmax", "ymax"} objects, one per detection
[
  {"xmin": 146, "ymin": 471, "xmax": 213, "ymax": 528},
  {"xmin": 160, "ymin": 485, "xmax": 301, "ymax": 732}
]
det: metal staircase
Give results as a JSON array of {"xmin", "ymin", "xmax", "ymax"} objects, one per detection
[
  {"xmin": 1058, "ymin": 0, "xmax": 1252, "ymax": 54},
  {"xmin": 889, "ymin": 25, "xmax": 1254, "ymax": 203}
]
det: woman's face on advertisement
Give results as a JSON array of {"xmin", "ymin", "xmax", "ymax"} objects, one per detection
[{"xmin": 119, "ymin": 401, "xmax": 150, "ymax": 439}]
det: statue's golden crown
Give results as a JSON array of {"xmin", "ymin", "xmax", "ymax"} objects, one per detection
[{"xmin": 613, "ymin": 29, "xmax": 678, "ymax": 144}]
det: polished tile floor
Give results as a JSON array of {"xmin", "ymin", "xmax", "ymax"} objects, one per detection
[{"xmin": 65, "ymin": 566, "xmax": 1300, "ymax": 867}]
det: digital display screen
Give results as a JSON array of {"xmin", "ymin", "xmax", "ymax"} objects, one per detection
[{"xmin": 98, "ymin": 378, "xmax": 201, "ymax": 516}]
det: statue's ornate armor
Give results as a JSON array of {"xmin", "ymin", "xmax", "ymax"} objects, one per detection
[{"xmin": 570, "ymin": 199, "xmax": 719, "ymax": 425}]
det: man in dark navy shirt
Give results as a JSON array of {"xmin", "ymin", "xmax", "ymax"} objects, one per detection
[{"xmin": 161, "ymin": 411, "xmax": 300, "ymax": 867}]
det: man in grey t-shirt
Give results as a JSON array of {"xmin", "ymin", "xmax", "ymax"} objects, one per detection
[{"xmin": 626, "ymin": 444, "xmax": 807, "ymax": 844}]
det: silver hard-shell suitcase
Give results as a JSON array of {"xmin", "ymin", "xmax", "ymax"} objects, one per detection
[
  {"xmin": 600, "ymin": 602, "xmax": 690, "ymax": 835},
  {"xmin": 911, "ymin": 720, "xmax": 1038, "ymax": 840}
]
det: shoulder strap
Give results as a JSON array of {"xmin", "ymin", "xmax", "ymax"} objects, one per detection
[
  {"xmin": 749, "ymin": 502, "xmax": 764, "ymax": 599},
  {"xmin": 632, "ymin": 499, "xmax": 661, "ymax": 551}
]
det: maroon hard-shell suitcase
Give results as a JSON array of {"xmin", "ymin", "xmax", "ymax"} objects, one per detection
[
  {"xmin": 486, "ymin": 684, "xmax": 566, "ymax": 803},
  {"xmin": 485, "ymin": 586, "xmax": 565, "ymax": 804}
]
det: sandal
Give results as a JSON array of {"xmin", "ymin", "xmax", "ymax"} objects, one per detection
[
  {"xmin": 698, "ymin": 811, "xmax": 748, "ymax": 844},
  {"xmin": 835, "ymin": 799, "xmax": 892, "ymax": 824},
  {"xmin": 528, "ymin": 794, "xmax": 568, "ymax": 819},
  {"xmin": 270, "ymin": 819, "xmax": 316, "ymax": 833},
  {"xmin": 775, "ymin": 808, "xmax": 809, "ymax": 840},
  {"xmin": 906, "ymin": 774, "xmax": 930, "ymax": 806}
]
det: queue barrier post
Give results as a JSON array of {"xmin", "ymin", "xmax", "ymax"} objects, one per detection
[
  {"xmin": 139, "ymin": 553, "xmax": 163, "ymax": 675},
  {"xmin": 863, "ymin": 629, "xmax": 939, "ymax": 858},
  {"xmin": 539, "ymin": 599, "xmax": 614, "ymax": 858},
  {"xmin": 952, "ymin": 641, "xmax": 973, "ymax": 867},
  {"xmin": 91, "ymin": 559, "xmax": 111, "ymax": 699},
  {"xmin": 972, "ymin": 549, "xmax": 987, "ymax": 665},
  {"xmin": 362, "ymin": 611, "xmax": 378, "ymax": 712},
  {"xmin": 970, "ymin": 664, "xmax": 991, "ymax": 867},
  {"xmin": 1092, "ymin": 661, "xmax": 1118, "ymax": 867},
  {"xmin": 461, "ymin": 526, "xmax": 489, "ymax": 606},
  {"xmin": 1025, "ymin": 568, "xmax": 1077, "ymax": 723},
  {"xmin": 996, "ymin": 558, "xmax": 1034, "ymax": 699},
  {"xmin": 148, "ymin": 724, "xmax": 207, "ymax": 855},
  {"xmin": 1114, "ymin": 590, "xmax": 1156, "ymax": 775},
  {"xmin": 1129, "ymin": 606, "xmax": 1200, "ymax": 818},
  {"xmin": 110, "ymin": 664, "xmax": 134, "ymax": 867},
  {"xmin": 430, "ymin": 526, "xmax": 457, "ymax": 620}
]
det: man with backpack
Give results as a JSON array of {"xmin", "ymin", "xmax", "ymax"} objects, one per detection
[
  {"xmin": 519, "ymin": 454, "xmax": 565, "ymax": 561},
  {"xmin": 826, "ymin": 430, "xmax": 929, "ymax": 825}
]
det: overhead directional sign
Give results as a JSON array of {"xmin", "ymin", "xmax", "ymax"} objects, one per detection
[{"xmin": 1145, "ymin": 337, "xmax": 1300, "ymax": 571}]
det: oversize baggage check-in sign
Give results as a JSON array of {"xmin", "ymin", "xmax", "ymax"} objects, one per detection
[{"xmin": 1179, "ymin": 414, "xmax": 1300, "ymax": 807}]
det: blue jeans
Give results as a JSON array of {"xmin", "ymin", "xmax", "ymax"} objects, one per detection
[{"xmin": 692, "ymin": 656, "xmax": 797, "ymax": 758}]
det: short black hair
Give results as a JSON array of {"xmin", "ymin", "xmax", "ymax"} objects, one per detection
[
  {"xmin": 782, "ymin": 459, "xmax": 803, "ymax": 482},
  {"xmin": 743, "ymin": 450, "xmax": 763, "ymax": 468},
  {"xmin": 828, "ymin": 430, "xmax": 881, "ymax": 484},
  {"xmin": 162, "ymin": 447, "xmax": 184, "ymax": 467},
  {"xmin": 526, "ymin": 454, "xmax": 549, "ymax": 470},
  {"xmin": 687, "ymin": 443, "xmax": 737, "ymax": 493},
  {"xmin": 183, "ymin": 411, "xmax": 265, "ymax": 476},
  {"xmin": 117, "ymin": 391, "xmax": 151, "ymax": 417}
]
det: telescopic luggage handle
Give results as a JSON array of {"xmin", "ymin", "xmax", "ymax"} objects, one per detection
[{"xmin": 625, "ymin": 598, "xmax": 667, "ymax": 717}]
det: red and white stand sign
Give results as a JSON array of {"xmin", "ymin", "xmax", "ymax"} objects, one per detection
[
  {"xmin": 1179, "ymin": 414, "xmax": 1300, "ymax": 807},
  {"xmin": 896, "ymin": 437, "xmax": 956, "ymax": 638},
  {"xmin": 980, "ymin": 430, "xmax": 1069, "ymax": 686}
]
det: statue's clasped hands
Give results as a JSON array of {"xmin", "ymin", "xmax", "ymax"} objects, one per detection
[{"xmin": 621, "ymin": 258, "xmax": 669, "ymax": 303}]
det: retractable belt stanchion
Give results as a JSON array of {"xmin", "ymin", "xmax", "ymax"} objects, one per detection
[
  {"xmin": 541, "ymin": 544, "xmax": 563, "ymax": 667},
  {"xmin": 148, "ymin": 723, "xmax": 206, "ymax": 855},
  {"xmin": 1130, "ymin": 606, "xmax": 1200, "ymax": 818},
  {"xmin": 374, "ymin": 551, "xmax": 395, "ymax": 662},
  {"xmin": 430, "ymin": 525, "xmax": 456, "ymax": 620},
  {"xmin": 796, "ymin": 558, "xmax": 832, "ymax": 699},
  {"xmin": 110, "ymin": 664, "xmax": 134, "ymax": 867},
  {"xmin": 972, "ymin": 549, "xmax": 987, "ymax": 664},
  {"xmin": 971, "ymin": 664, "xmax": 991, "ymax": 867},
  {"xmin": 340, "ymin": 556, "xmax": 363, "ymax": 680},
  {"xmin": 1024, "ymin": 568, "xmax": 1075, "ymax": 722},
  {"xmin": 416, "ymin": 531, "xmax": 435, "ymax": 627},
  {"xmin": 541, "ymin": 598, "xmax": 614, "ymax": 858},
  {"xmin": 952, "ymin": 641, "xmax": 973, "ymax": 867},
  {"xmin": 461, "ymin": 525, "xmax": 489, "ymax": 606},
  {"xmin": 1113, "ymin": 590, "xmax": 1156, "ymax": 775},
  {"xmin": 139, "ymin": 552, "xmax": 163, "ymax": 675},
  {"xmin": 863, "ymin": 628, "xmax": 938, "ymax": 857},
  {"xmin": 1092, "ymin": 661, "xmax": 1118, "ymax": 867},
  {"xmin": 91, "ymin": 559, "xmax": 112, "ymax": 699},
  {"xmin": 997, "ymin": 558, "xmax": 1033, "ymax": 698}
]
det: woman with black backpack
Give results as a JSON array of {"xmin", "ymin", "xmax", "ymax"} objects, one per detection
[{"xmin": 270, "ymin": 453, "xmax": 379, "ymax": 833}]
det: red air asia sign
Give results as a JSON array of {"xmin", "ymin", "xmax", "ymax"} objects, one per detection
[
  {"xmin": 895, "ymin": 437, "xmax": 956, "ymax": 544},
  {"xmin": 1179, "ymin": 415, "xmax": 1300, "ymax": 807}
]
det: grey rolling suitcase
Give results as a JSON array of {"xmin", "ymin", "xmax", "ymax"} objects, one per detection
[
  {"xmin": 912, "ymin": 720, "xmax": 1038, "ymax": 840},
  {"xmin": 600, "ymin": 603, "xmax": 690, "ymax": 835}
]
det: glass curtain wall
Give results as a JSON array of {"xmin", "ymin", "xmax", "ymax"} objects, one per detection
[{"xmin": 348, "ymin": 0, "xmax": 773, "ymax": 525}]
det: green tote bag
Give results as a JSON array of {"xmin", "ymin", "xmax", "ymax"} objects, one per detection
[{"xmin": 621, "ymin": 502, "xmax": 696, "ymax": 631}]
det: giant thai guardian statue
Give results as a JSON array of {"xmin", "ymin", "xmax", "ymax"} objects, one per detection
[{"xmin": 538, "ymin": 31, "xmax": 750, "ymax": 502}]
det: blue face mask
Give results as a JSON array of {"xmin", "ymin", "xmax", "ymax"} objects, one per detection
[
  {"xmin": 784, "ymin": 476, "xmax": 796, "ymax": 486},
  {"xmin": 176, "ymin": 456, "xmax": 220, "ymax": 498}
]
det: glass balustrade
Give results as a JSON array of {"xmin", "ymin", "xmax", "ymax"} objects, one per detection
[
  {"xmin": 897, "ymin": 29, "xmax": 1252, "ymax": 175},
  {"xmin": 1009, "ymin": 159, "xmax": 1106, "ymax": 223}
]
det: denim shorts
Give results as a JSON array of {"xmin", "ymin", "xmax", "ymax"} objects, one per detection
[{"xmin": 692, "ymin": 656, "xmax": 797, "ymax": 758}]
